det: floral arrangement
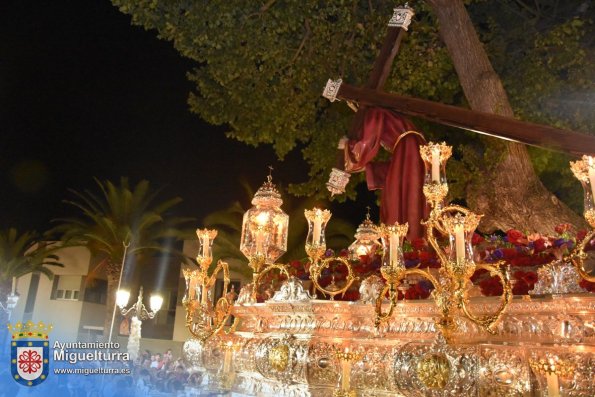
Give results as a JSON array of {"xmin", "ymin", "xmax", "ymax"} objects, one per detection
[{"xmin": 281, "ymin": 223, "xmax": 595, "ymax": 302}]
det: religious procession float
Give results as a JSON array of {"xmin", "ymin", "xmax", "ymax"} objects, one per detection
[{"xmin": 179, "ymin": 5, "xmax": 594, "ymax": 397}]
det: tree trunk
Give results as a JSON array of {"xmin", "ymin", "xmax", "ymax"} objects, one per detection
[
  {"xmin": 104, "ymin": 262, "xmax": 120, "ymax": 340},
  {"xmin": 427, "ymin": 0, "xmax": 584, "ymax": 234}
]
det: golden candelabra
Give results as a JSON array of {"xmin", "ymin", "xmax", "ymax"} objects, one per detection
[
  {"xmin": 375, "ymin": 142, "xmax": 512, "ymax": 340},
  {"xmin": 567, "ymin": 156, "xmax": 595, "ymax": 283},
  {"xmin": 182, "ymin": 229, "xmax": 235, "ymax": 343},
  {"xmin": 305, "ymin": 208, "xmax": 358, "ymax": 300}
]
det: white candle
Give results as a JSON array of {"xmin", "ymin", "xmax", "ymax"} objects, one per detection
[
  {"xmin": 389, "ymin": 233, "xmax": 399, "ymax": 267},
  {"xmin": 588, "ymin": 157, "xmax": 595, "ymax": 203},
  {"xmin": 201, "ymin": 285, "xmax": 208, "ymax": 305},
  {"xmin": 546, "ymin": 373, "xmax": 559, "ymax": 397},
  {"xmin": 202, "ymin": 234, "xmax": 210, "ymax": 258},
  {"xmin": 11, "ymin": 277, "xmax": 16, "ymax": 295},
  {"xmin": 254, "ymin": 212, "xmax": 269, "ymax": 254},
  {"xmin": 340, "ymin": 349, "xmax": 351, "ymax": 391},
  {"xmin": 223, "ymin": 344, "xmax": 232, "ymax": 373},
  {"xmin": 255, "ymin": 230, "xmax": 265, "ymax": 254},
  {"xmin": 313, "ymin": 210, "xmax": 322, "ymax": 244},
  {"xmin": 188, "ymin": 275, "xmax": 197, "ymax": 300},
  {"xmin": 454, "ymin": 225, "xmax": 466, "ymax": 264},
  {"xmin": 431, "ymin": 147, "xmax": 441, "ymax": 183}
]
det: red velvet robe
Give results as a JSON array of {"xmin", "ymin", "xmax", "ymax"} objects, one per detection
[{"xmin": 344, "ymin": 108, "xmax": 429, "ymax": 240}]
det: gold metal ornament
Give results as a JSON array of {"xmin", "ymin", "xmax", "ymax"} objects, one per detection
[
  {"xmin": 182, "ymin": 229, "xmax": 236, "ymax": 344},
  {"xmin": 416, "ymin": 353, "xmax": 451, "ymax": 389},
  {"xmin": 268, "ymin": 344, "xmax": 290, "ymax": 372},
  {"xmin": 305, "ymin": 208, "xmax": 358, "ymax": 299},
  {"xmin": 566, "ymin": 155, "xmax": 595, "ymax": 282},
  {"xmin": 374, "ymin": 142, "xmax": 512, "ymax": 342}
]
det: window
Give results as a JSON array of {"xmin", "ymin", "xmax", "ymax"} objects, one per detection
[
  {"xmin": 50, "ymin": 275, "xmax": 82, "ymax": 301},
  {"xmin": 83, "ymin": 279, "xmax": 107, "ymax": 305}
]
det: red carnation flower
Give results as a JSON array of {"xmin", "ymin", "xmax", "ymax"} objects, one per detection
[
  {"xmin": 579, "ymin": 278, "xmax": 595, "ymax": 292},
  {"xmin": 404, "ymin": 252, "xmax": 419, "ymax": 260},
  {"xmin": 471, "ymin": 233, "xmax": 484, "ymax": 245},
  {"xmin": 533, "ymin": 238, "xmax": 546, "ymax": 253},
  {"xmin": 471, "ymin": 268, "xmax": 488, "ymax": 283},
  {"xmin": 502, "ymin": 248, "xmax": 518, "ymax": 259},
  {"xmin": 512, "ymin": 280, "xmax": 530, "ymax": 295},
  {"xmin": 521, "ymin": 272, "xmax": 538, "ymax": 285},
  {"xmin": 419, "ymin": 251, "xmax": 431, "ymax": 263},
  {"xmin": 411, "ymin": 238, "xmax": 426, "ymax": 250},
  {"xmin": 555, "ymin": 223, "xmax": 572, "ymax": 235},
  {"xmin": 507, "ymin": 229, "xmax": 525, "ymax": 245},
  {"xmin": 577, "ymin": 229, "xmax": 587, "ymax": 242}
]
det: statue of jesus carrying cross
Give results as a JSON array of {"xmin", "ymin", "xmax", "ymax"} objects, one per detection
[{"xmin": 324, "ymin": 5, "xmax": 429, "ymax": 241}]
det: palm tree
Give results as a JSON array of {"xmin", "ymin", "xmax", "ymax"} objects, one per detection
[
  {"xmin": 0, "ymin": 228, "xmax": 64, "ymax": 305},
  {"xmin": 51, "ymin": 178, "xmax": 193, "ymax": 337}
]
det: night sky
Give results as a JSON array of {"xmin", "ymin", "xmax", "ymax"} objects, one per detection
[{"xmin": 0, "ymin": 0, "xmax": 322, "ymax": 233}]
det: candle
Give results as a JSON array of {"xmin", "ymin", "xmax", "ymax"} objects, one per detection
[
  {"xmin": 274, "ymin": 217, "xmax": 284, "ymax": 245},
  {"xmin": 188, "ymin": 275, "xmax": 197, "ymax": 300},
  {"xmin": 11, "ymin": 277, "xmax": 16, "ymax": 295},
  {"xmin": 546, "ymin": 372, "xmax": 559, "ymax": 397},
  {"xmin": 254, "ymin": 212, "xmax": 269, "ymax": 254},
  {"xmin": 454, "ymin": 224, "xmax": 466, "ymax": 264},
  {"xmin": 588, "ymin": 157, "xmax": 595, "ymax": 203},
  {"xmin": 202, "ymin": 234, "xmax": 210, "ymax": 258},
  {"xmin": 223, "ymin": 343, "xmax": 232, "ymax": 373},
  {"xmin": 201, "ymin": 284, "xmax": 208, "ymax": 305},
  {"xmin": 255, "ymin": 230, "xmax": 265, "ymax": 254},
  {"xmin": 389, "ymin": 232, "xmax": 399, "ymax": 267},
  {"xmin": 431, "ymin": 147, "xmax": 441, "ymax": 183},
  {"xmin": 313, "ymin": 209, "xmax": 322, "ymax": 244},
  {"xmin": 340, "ymin": 349, "xmax": 351, "ymax": 391}
]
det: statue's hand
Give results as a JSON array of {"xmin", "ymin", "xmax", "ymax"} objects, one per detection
[{"xmin": 337, "ymin": 136, "xmax": 349, "ymax": 149}]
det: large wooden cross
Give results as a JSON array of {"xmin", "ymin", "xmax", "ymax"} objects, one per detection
[{"xmin": 323, "ymin": 5, "xmax": 595, "ymax": 157}]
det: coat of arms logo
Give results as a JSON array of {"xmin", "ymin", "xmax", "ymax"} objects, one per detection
[{"xmin": 8, "ymin": 321, "xmax": 52, "ymax": 387}]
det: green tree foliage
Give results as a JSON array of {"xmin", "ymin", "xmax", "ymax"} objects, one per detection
[
  {"xmin": 0, "ymin": 228, "xmax": 63, "ymax": 299},
  {"xmin": 51, "ymin": 177, "xmax": 193, "ymax": 335},
  {"xmin": 111, "ymin": 0, "xmax": 594, "ymax": 211}
]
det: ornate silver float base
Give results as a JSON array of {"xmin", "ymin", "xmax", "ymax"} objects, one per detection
[{"xmin": 183, "ymin": 294, "xmax": 595, "ymax": 397}]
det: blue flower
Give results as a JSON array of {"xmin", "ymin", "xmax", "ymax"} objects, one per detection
[
  {"xmin": 404, "ymin": 259, "xmax": 419, "ymax": 268},
  {"xmin": 417, "ymin": 280, "xmax": 433, "ymax": 292},
  {"xmin": 553, "ymin": 238, "xmax": 566, "ymax": 248}
]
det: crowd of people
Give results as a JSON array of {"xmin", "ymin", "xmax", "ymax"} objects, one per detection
[{"xmin": 133, "ymin": 348, "xmax": 205, "ymax": 395}]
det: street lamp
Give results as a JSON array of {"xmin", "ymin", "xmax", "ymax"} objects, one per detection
[
  {"xmin": 1, "ymin": 277, "xmax": 20, "ymax": 320},
  {"xmin": 116, "ymin": 286, "xmax": 163, "ymax": 361},
  {"xmin": 1, "ymin": 278, "xmax": 20, "ymax": 357},
  {"xmin": 1, "ymin": 293, "xmax": 19, "ymax": 316}
]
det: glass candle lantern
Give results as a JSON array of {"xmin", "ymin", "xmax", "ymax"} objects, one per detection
[
  {"xmin": 348, "ymin": 212, "xmax": 380, "ymax": 260},
  {"xmin": 379, "ymin": 223, "xmax": 408, "ymax": 281},
  {"xmin": 196, "ymin": 228, "xmax": 217, "ymax": 268},
  {"xmin": 570, "ymin": 155, "xmax": 595, "ymax": 228},
  {"xmin": 419, "ymin": 142, "xmax": 452, "ymax": 205},
  {"xmin": 240, "ymin": 175, "xmax": 289, "ymax": 264},
  {"xmin": 182, "ymin": 268, "xmax": 199, "ymax": 303},
  {"xmin": 304, "ymin": 208, "xmax": 332, "ymax": 259},
  {"xmin": 442, "ymin": 212, "xmax": 481, "ymax": 278}
]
